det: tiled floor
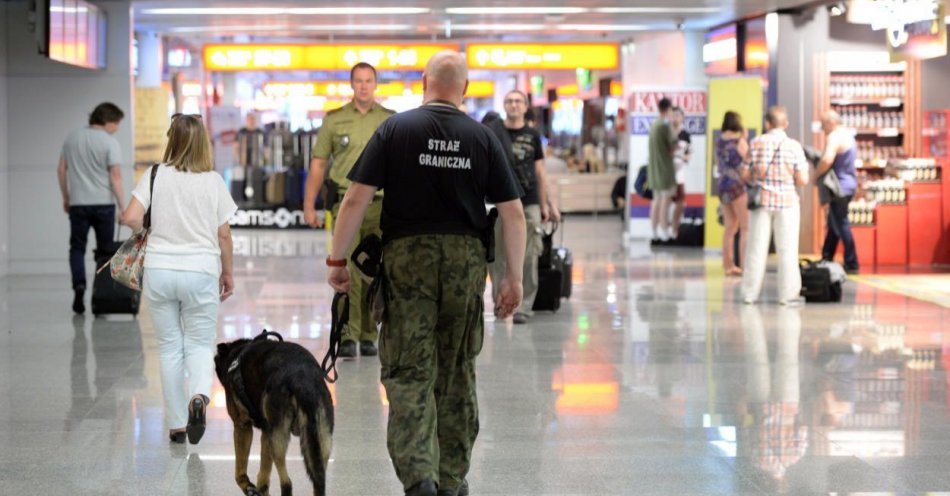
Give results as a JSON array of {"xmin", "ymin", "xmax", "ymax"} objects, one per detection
[{"xmin": 3, "ymin": 217, "xmax": 950, "ymax": 495}]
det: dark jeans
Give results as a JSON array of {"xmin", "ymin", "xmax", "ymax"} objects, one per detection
[
  {"xmin": 69, "ymin": 205, "xmax": 115, "ymax": 290},
  {"xmin": 821, "ymin": 195, "xmax": 858, "ymax": 271}
]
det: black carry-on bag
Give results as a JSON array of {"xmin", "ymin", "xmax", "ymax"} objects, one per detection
[
  {"xmin": 533, "ymin": 221, "xmax": 569, "ymax": 312},
  {"xmin": 800, "ymin": 259, "xmax": 843, "ymax": 303},
  {"xmin": 92, "ymin": 239, "xmax": 141, "ymax": 316}
]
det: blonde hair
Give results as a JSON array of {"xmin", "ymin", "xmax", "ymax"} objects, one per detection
[{"xmin": 162, "ymin": 115, "xmax": 213, "ymax": 173}]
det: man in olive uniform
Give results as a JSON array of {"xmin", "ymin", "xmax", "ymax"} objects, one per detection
[
  {"xmin": 327, "ymin": 51, "xmax": 526, "ymax": 496},
  {"xmin": 305, "ymin": 62, "xmax": 395, "ymax": 358}
]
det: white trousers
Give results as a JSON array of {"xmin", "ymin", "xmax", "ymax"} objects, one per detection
[
  {"xmin": 144, "ymin": 268, "xmax": 219, "ymax": 429},
  {"xmin": 741, "ymin": 207, "xmax": 801, "ymax": 303}
]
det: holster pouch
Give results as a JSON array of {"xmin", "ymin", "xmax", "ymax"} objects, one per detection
[
  {"xmin": 324, "ymin": 180, "xmax": 340, "ymax": 210},
  {"xmin": 351, "ymin": 233, "xmax": 383, "ymax": 281},
  {"xmin": 484, "ymin": 208, "xmax": 498, "ymax": 263}
]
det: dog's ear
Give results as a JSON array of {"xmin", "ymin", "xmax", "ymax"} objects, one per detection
[{"xmin": 216, "ymin": 342, "xmax": 231, "ymax": 358}]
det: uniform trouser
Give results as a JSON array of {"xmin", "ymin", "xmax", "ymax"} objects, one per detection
[
  {"xmin": 741, "ymin": 207, "xmax": 801, "ymax": 303},
  {"xmin": 143, "ymin": 268, "xmax": 219, "ymax": 429},
  {"xmin": 380, "ymin": 235, "xmax": 485, "ymax": 493},
  {"xmin": 488, "ymin": 204, "xmax": 542, "ymax": 315},
  {"xmin": 69, "ymin": 205, "xmax": 115, "ymax": 290},
  {"xmin": 821, "ymin": 195, "xmax": 859, "ymax": 271},
  {"xmin": 332, "ymin": 198, "xmax": 382, "ymax": 343}
]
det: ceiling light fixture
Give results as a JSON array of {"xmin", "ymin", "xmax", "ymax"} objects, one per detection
[
  {"xmin": 448, "ymin": 24, "xmax": 547, "ymax": 31},
  {"xmin": 557, "ymin": 24, "xmax": 652, "ymax": 31},
  {"xmin": 446, "ymin": 7, "xmax": 588, "ymax": 15},
  {"xmin": 167, "ymin": 24, "xmax": 413, "ymax": 33},
  {"xmin": 827, "ymin": 2, "xmax": 847, "ymax": 17},
  {"xmin": 594, "ymin": 7, "xmax": 720, "ymax": 14},
  {"xmin": 141, "ymin": 7, "xmax": 429, "ymax": 15}
]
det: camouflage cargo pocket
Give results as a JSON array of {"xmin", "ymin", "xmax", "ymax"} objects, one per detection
[{"xmin": 464, "ymin": 294, "xmax": 485, "ymax": 359}]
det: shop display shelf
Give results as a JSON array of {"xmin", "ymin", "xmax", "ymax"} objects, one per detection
[
  {"xmin": 849, "ymin": 128, "xmax": 904, "ymax": 137},
  {"xmin": 831, "ymin": 98, "xmax": 903, "ymax": 107}
]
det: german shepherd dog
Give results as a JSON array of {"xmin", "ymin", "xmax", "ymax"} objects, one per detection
[{"xmin": 215, "ymin": 334, "xmax": 334, "ymax": 496}]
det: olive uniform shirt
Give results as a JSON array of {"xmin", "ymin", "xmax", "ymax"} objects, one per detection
[{"xmin": 312, "ymin": 101, "xmax": 395, "ymax": 197}]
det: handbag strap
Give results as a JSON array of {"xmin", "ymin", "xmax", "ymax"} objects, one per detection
[
  {"xmin": 143, "ymin": 164, "xmax": 159, "ymax": 230},
  {"xmin": 751, "ymin": 138, "xmax": 787, "ymax": 182}
]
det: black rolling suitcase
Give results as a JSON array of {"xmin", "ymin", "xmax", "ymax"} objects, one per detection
[
  {"xmin": 92, "ymin": 241, "xmax": 140, "ymax": 316},
  {"xmin": 533, "ymin": 222, "xmax": 567, "ymax": 312},
  {"xmin": 533, "ymin": 266, "xmax": 563, "ymax": 312},
  {"xmin": 538, "ymin": 221, "xmax": 573, "ymax": 299}
]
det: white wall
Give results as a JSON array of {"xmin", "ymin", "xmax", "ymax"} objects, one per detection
[
  {"xmin": 0, "ymin": 3, "xmax": 9, "ymax": 279},
  {"xmin": 5, "ymin": 0, "xmax": 133, "ymax": 275}
]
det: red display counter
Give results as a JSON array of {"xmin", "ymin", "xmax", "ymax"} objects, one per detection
[
  {"xmin": 906, "ymin": 183, "xmax": 943, "ymax": 265},
  {"xmin": 876, "ymin": 204, "xmax": 908, "ymax": 265}
]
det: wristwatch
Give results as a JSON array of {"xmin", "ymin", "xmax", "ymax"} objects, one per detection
[{"xmin": 325, "ymin": 256, "xmax": 346, "ymax": 268}]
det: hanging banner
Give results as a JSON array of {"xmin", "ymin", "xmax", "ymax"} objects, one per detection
[
  {"xmin": 626, "ymin": 88, "xmax": 708, "ymax": 240},
  {"xmin": 704, "ymin": 77, "xmax": 764, "ymax": 250}
]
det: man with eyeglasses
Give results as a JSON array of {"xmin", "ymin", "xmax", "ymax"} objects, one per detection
[
  {"xmin": 486, "ymin": 90, "xmax": 560, "ymax": 325},
  {"xmin": 304, "ymin": 62, "xmax": 396, "ymax": 358}
]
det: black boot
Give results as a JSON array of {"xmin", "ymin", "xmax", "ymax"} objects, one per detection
[
  {"xmin": 359, "ymin": 340, "xmax": 378, "ymax": 356},
  {"xmin": 437, "ymin": 479, "xmax": 468, "ymax": 496},
  {"xmin": 406, "ymin": 479, "xmax": 437, "ymax": 496},
  {"xmin": 339, "ymin": 340, "xmax": 358, "ymax": 358},
  {"xmin": 72, "ymin": 287, "xmax": 85, "ymax": 315}
]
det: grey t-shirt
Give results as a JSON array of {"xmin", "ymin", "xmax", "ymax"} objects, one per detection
[{"xmin": 62, "ymin": 127, "xmax": 122, "ymax": 206}]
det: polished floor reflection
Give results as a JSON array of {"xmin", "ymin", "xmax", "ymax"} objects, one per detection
[{"xmin": 2, "ymin": 217, "xmax": 950, "ymax": 495}]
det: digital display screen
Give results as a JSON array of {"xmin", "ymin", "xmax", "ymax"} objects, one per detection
[
  {"xmin": 704, "ymin": 24, "xmax": 738, "ymax": 76},
  {"xmin": 48, "ymin": 0, "xmax": 107, "ymax": 69}
]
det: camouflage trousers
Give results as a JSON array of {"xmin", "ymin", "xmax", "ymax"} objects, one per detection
[
  {"xmin": 331, "ymin": 197, "xmax": 382, "ymax": 343},
  {"xmin": 379, "ymin": 234, "xmax": 485, "ymax": 493}
]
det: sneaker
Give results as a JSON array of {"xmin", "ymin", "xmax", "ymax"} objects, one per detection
[
  {"xmin": 72, "ymin": 288, "xmax": 85, "ymax": 315},
  {"xmin": 512, "ymin": 313, "xmax": 529, "ymax": 324},
  {"xmin": 359, "ymin": 340, "xmax": 378, "ymax": 356},
  {"xmin": 780, "ymin": 297, "xmax": 805, "ymax": 307},
  {"xmin": 339, "ymin": 340, "xmax": 358, "ymax": 358}
]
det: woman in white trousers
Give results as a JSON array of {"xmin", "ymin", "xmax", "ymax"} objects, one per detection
[{"xmin": 121, "ymin": 115, "xmax": 237, "ymax": 444}]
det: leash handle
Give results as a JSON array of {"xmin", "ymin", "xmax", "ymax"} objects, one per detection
[{"xmin": 321, "ymin": 292, "xmax": 348, "ymax": 383}]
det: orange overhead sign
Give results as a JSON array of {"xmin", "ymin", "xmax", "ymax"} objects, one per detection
[
  {"xmin": 261, "ymin": 80, "xmax": 496, "ymax": 99},
  {"xmin": 205, "ymin": 44, "xmax": 461, "ymax": 71},
  {"xmin": 467, "ymin": 43, "xmax": 619, "ymax": 70}
]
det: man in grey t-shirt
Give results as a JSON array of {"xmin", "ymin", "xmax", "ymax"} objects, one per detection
[{"xmin": 57, "ymin": 102, "xmax": 126, "ymax": 314}]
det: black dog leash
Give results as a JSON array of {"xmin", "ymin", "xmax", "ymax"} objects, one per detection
[
  {"xmin": 228, "ymin": 329, "xmax": 283, "ymax": 427},
  {"xmin": 321, "ymin": 292, "xmax": 348, "ymax": 384}
]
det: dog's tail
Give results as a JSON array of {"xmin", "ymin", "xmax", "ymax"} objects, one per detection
[{"xmin": 297, "ymin": 398, "xmax": 333, "ymax": 496}]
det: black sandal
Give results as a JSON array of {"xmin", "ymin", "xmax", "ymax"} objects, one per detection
[
  {"xmin": 169, "ymin": 430, "xmax": 186, "ymax": 444},
  {"xmin": 186, "ymin": 394, "xmax": 209, "ymax": 445}
]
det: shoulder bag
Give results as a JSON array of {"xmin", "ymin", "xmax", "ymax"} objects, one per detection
[{"xmin": 103, "ymin": 165, "xmax": 159, "ymax": 291}]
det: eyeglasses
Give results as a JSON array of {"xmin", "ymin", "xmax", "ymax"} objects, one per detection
[{"xmin": 503, "ymin": 99, "xmax": 525, "ymax": 105}]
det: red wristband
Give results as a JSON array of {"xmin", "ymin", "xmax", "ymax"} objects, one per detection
[{"xmin": 326, "ymin": 256, "xmax": 346, "ymax": 268}]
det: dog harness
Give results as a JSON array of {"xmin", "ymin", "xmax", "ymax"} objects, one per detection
[{"xmin": 227, "ymin": 330, "xmax": 284, "ymax": 427}]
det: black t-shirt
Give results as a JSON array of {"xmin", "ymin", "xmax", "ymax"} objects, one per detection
[
  {"xmin": 506, "ymin": 126, "xmax": 544, "ymax": 205},
  {"xmin": 348, "ymin": 104, "xmax": 522, "ymax": 243}
]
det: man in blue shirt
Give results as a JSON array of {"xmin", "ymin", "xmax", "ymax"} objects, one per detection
[{"xmin": 816, "ymin": 110, "xmax": 859, "ymax": 274}]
